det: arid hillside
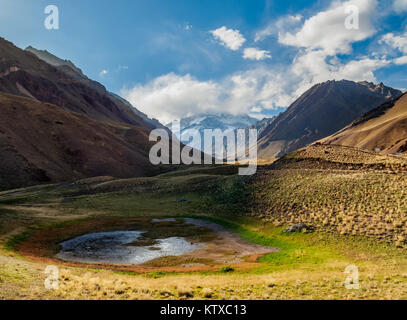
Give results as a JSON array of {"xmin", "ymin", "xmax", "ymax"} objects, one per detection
[
  {"xmin": 0, "ymin": 37, "xmax": 151, "ymax": 128},
  {"xmin": 0, "ymin": 93, "xmax": 168, "ymax": 190},
  {"xmin": 1, "ymin": 155, "xmax": 407, "ymax": 300},
  {"xmin": 321, "ymin": 93, "xmax": 407, "ymax": 154},
  {"xmin": 257, "ymin": 80, "xmax": 402, "ymax": 158},
  {"xmin": 249, "ymin": 144, "xmax": 407, "ymax": 246},
  {"xmin": 0, "ymin": 37, "xmax": 178, "ymax": 190}
]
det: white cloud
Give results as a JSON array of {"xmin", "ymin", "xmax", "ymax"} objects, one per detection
[
  {"xmin": 337, "ymin": 57, "xmax": 389, "ymax": 80},
  {"xmin": 291, "ymin": 50, "xmax": 389, "ymax": 97},
  {"xmin": 393, "ymin": 0, "xmax": 407, "ymax": 13},
  {"xmin": 210, "ymin": 26, "xmax": 246, "ymax": 51},
  {"xmin": 275, "ymin": 0, "xmax": 386, "ymax": 97},
  {"xmin": 377, "ymin": 29, "xmax": 407, "ymax": 67},
  {"xmin": 122, "ymin": 70, "xmax": 294, "ymax": 124},
  {"xmin": 121, "ymin": 0, "xmax": 392, "ymax": 124},
  {"xmin": 255, "ymin": 14, "xmax": 302, "ymax": 42},
  {"xmin": 250, "ymin": 106, "xmax": 263, "ymax": 113},
  {"xmin": 122, "ymin": 74, "xmax": 221, "ymax": 124},
  {"xmin": 380, "ymin": 30, "xmax": 407, "ymax": 54},
  {"xmin": 99, "ymin": 69, "xmax": 108, "ymax": 77},
  {"xmin": 292, "ymin": 51, "xmax": 388, "ymax": 82},
  {"xmin": 222, "ymin": 68, "xmax": 294, "ymax": 112},
  {"xmin": 394, "ymin": 55, "xmax": 407, "ymax": 65},
  {"xmin": 122, "ymin": 54, "xmax": 390, "ymax": 124},
  {"xmin": 243, "ymin": 48, "xmax": 272, "ymax": 60},
  {"xmin": 279, "ymin": 0, "xmax": 377, "ymax": 55}
]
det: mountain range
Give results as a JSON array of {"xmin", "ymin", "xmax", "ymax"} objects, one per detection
[
  {"xmin": 321, "ymin": 92, "xmax": 407, "ymax": 154},
  {"xmin": 0, "ymin": 37, "xmax": 169, "ymax": 190},
  {"xmin": 0, "ymin": 35, "xmax": 405, "ymax": 190},
  {"xmin": 257, "ymin": 80, "xmax": 402, "ymax": 158},
  {"xmin": 24, "ymin": 45, "xmax": 165, "ymax": 130},
  {"xmin": 167, "ymin": 113, "xmax": 259, "ymax": 151}
]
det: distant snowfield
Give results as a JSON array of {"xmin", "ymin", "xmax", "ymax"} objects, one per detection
[{"xmin": 167, "ymin": 113, "xmax": 258, "ymax": 151}]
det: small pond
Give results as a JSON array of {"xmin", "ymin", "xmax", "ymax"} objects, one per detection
[{"xmin": 57, "ymin": 230, "xmax": 205, "ymax": 265}]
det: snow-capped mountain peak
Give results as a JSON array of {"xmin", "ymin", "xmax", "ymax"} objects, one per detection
[{"xmin": 165, "ymin": 113, "xmax": 258, "ymax": 152}]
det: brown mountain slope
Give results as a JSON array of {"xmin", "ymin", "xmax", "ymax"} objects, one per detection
[
  {"xmin": 320, "ymin": 93, "xmax": 407, "ymax": 154},
  {"xmin": 0, "ymin": 37, "xmax": 151, "ymax": 128},
  {"xmin": 25, "ymin": 46, "xmax": 168, "ymax": 131},
  {"xmin": 0, "ymin": 93, "xmax": 165, "ymax": 191},
  {"xmin": 0, "ymin": 37, "xmax": 178, "ymax": 190},
  {"xmin": 257, "ymin": 80, "xmax": 402, "ymax": 158}
]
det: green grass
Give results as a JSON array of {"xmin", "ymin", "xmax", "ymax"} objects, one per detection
[
  {"xmin": 184, "ymin": 214, "xmax": 407, "ymax": 275},
  {"xmin": 144, "ymin": 271, "xmax": 169, "ymax": 279},
  {"xmin": 4, "ymin": 218, "xmax": 90, "ymax": 253},
  {"xmin": 0, "ymin": 185, "xmax": 59, "ymax": 205},
  {"xmin": 250, "ymin": 170, "xmax": 407, "ymax": 244},
  {"xmin": 0, "ymin": 207, "xmax": 18, "ymax": 230},
  {"xmin": 2, "ymin": 159, "xmax": 407, "ymax": 299},
  {"xmin": 5, "ymin": 231, "xmax": 31, "ymax": 251},
  {"xmin": 156, "ymin": 164, "xmax": 238, "ymax": 177},
  {"xmin": 2, "ymin": 165, "xmax": 407, "ymax": 274},
  {"xmin": 219, "ymin": 266, "xmax": 235, "ymax": 273},
  {"xmin": 177, "ymin": 215, "xmax": 342, "ymax": 272},
  {"xmin": 61, "ymin": 192, "xmax": 207, "ymax": 216}
]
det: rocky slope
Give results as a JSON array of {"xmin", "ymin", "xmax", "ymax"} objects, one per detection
[
  {"xmin": 0, "ymin": 38, "xmax": 170, "ymax": 190},
  {"xmin": 257, "ymin": 80, "xmax": 402, "ymax": 158},
  {"xmin": 321, "ymin": 92, "xmax": 407, "ymax": 154},
  {"xmin": 25, "ymin": 46, "xmax": 166, "ymax": 131},
  {"xmin": 0, "ymin": 37, "xmax": 151, "ymax": 127},
  {"xmin": 0, "ymin": 93, "xmax": 165, "ymax": 190}
]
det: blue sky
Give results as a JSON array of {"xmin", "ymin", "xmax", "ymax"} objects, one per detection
[{"xmin": 2, "ymin": 0, "xmax": 407, "ymax": 123}]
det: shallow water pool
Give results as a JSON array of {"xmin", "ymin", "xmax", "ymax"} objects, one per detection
[{"xmin": 57, "ymin": 230, "xmax": 205, "ymax": 265}]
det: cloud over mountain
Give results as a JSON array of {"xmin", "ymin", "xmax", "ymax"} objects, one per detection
[
  {"xmin": 279, "ymin": 0, "xmax": 377, "ymax": 55},
  {"xmin": 122, "ymin": 0, "xmax": 406, "ymax": 124}
]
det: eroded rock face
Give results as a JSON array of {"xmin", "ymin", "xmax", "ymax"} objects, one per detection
[{"xmin": 283, "ymin": 223, "xmax": 310, "ymax": 233}]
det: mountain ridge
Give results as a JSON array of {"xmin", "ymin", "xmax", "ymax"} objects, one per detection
[
  {"xmin": 320, "ymin": 92, "xmax": 407, "ymax": 154},
  {"xmin": 0, "ymin": 37, "xmax": 172, "ymax": 189},
  {"xmin": 25, "ymin": 45, "xmax": 166, "ymax": 131},
  {"xmin": 0, "ymin": 92, "xmax": 165, "ymax": 190},
  {"xmin": 257, "ymin": 79, "xmax": 402, "ymax": 158},
  {"xmin": 168, "ymin": 113, "xmax": 258, "ymax": 151},
  {"xmin": 0, "ymin": 37, "xmax": 153, "ymax": 128}
]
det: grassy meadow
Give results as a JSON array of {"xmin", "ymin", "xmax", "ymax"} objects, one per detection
[{"xmin": 1, "ymin": 147, "xmax": 407, "ymax": 300}]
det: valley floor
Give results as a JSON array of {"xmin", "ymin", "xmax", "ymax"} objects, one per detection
[{"xmin": 1, "ymin": 148, "xmax": 407, "ymax": 300}]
